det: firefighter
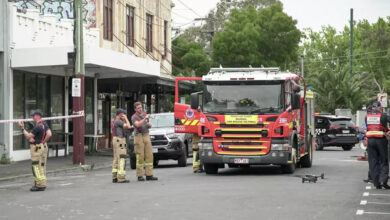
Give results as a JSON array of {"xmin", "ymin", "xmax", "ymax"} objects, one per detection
[
  {"xmin": 192, "ymin": 134, "xmax": 204, "ymax": 173},
  {"xmin": 111, "ymin": 108, "xmax": 131, "ymax": 183},
  {"xmin": 366, "ymin": 101, "xmax": 390, "ymax": 189},
  {"xmin": 18, "ymin": 110, "xmax": 52, "ymax": 192},
  {"xmin": 132, "ymin": 102, "xmax": 158, "ymax": 181}
]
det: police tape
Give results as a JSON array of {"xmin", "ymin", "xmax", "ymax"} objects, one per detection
[{"xmin": 0, "ymin": 111, "xmax": 84, "ymax": 124}]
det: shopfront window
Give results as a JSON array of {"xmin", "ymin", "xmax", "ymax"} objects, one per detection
[
  {"xmin": 85, "ymin": 78, "xmax": 94, "ymax": 134},
  {"xmin": 50, "ymin": 76, "xmax": 65, "ymax": 142},
  {"xmin": 13, "ymin": 71, "xmax": 65, "ymax": 150}
]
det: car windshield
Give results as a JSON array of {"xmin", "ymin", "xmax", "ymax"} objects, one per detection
[
  {"xmin": 203, "ymin": 81, "xmax": 284, "ymax": 114},
  {"xmin": 149, "ymin": 114, "xmax": 174, "ymax": 128},
  {"xmin": 330, "ymin": 119, "xmax": 354, "ymax": 127}
]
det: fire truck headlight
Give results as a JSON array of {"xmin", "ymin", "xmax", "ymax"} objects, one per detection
[
  {"xmin": 199, "ymin": 142, "xmax": 213, "ymax": 150},
  {"xmin": 271, "ymin": 144, "xmax": 290, "ymax": 151}
]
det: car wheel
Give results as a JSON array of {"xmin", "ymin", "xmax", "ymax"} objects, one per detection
[
  {"xmin": 178, "ymin": 150, "xmax": 187, "ymax": 167},
  {"xmin": 315, "ymin": 137, "xmax": 324, "ymax": 151},
  {"xmin": 342, "ymin": 145, "xmax": 354, "ymax": 151},
  {"xmin": 130, "ymin": 156, "xmax": 136, "ymax": 170},
  {"xmin": 153, "ymin": 159, "xmax": 159, "ymax": 168},
  {"xmin": 204, "ymin": 163, "xmax": 219, "ymax": 174}
]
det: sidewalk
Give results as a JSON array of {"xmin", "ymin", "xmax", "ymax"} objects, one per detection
[{"xmin": 0, "ymin": 150, "xmax": 114, "ymax": 181}]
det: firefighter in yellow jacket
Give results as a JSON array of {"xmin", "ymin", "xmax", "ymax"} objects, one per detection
[
  {"xmin": 192, "ymin": 134, "xmax": 204, "ymax": 173},
  {"xmin": 18, "ymin": 110, "xmax": 52, "ymax": 191},
  {"xmin": 132, "ymin": 102, "xmax": 158, "ymax": 181},
  {"xmin": 111, "ymin": 108, "xmax": 131, "ymax": 183}
]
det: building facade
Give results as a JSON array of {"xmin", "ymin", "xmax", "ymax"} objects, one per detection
[{"xmin": 0, "ymin": 0, "xmax": 175, "ymax": 161}]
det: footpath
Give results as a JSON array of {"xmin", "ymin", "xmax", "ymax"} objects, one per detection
[{"xmin": 0, "ymin": 150, "xmax": 113, "ymax": 182}]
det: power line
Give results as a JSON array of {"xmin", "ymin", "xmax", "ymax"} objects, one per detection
[
  {"xmin": 176, "ymin": 0, "xmax": 203, "ymax": 17},
  {"xmin": 160, "ymin": 1, "xmax": 193, "ymax": 21},
  {"xmin": 116, "ymin": 0, "xmax": 170, "ymax": 28},
  {"xmin": 303, "ymin": 49, "xmax": 389, "ymax": 63}
]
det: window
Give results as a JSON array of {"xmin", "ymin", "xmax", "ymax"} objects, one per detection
[
  {"xmin": 163, "ymin": 20, "xmax": 168, "ymax": 58},
  {"xmin": 103, "ymin": 0, "xmax": 113, "ymax": 41},
  {"xmin": 126, "ymin": 5, "xmax": 135, "ymax": 47},
  {"xmin": 12, "ymin": 71, "xmax": 65, "ymax": 150},
  {"xmin": 85, "ymin": 78, "xmax": 94, "ymax": 134},
  {"xmin": 146, "ymin": 14, "xmax": 153, "ymax": 52}
]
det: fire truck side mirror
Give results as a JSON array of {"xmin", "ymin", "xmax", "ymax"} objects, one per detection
[
  {"xmin": 191, "ymin": 93, "xmax": 200, "ymax": 111},
  {"xmin": 292, "ymin": 94, "xmax": 301, "ymax": 110},
  {"xmin": 293, "ymin": 85, "xmax": 301, "ymax": 93}
]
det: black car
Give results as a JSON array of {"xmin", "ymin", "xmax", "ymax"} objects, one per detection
[
  {"xmin": 315, "ymin": 115, "xmax": 359, "ymax": 151},
  {"xmin": 127, "ymin": 113, "xmax": 192, "ymax": 169}
]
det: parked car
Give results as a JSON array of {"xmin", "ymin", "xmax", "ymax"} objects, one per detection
[
  {"xmin": 315, "ymin": 115, "xmax": 359, "ymax": 151},
  {"xmin": 127, "ymin": 113, "xmax": 192, "ymax": 169}
]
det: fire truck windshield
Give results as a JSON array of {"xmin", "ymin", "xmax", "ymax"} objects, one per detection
[{"xmin": 203, "ymin": 81, "xmax": 284, "ymax": 114}]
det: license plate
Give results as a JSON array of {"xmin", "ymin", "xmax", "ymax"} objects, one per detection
[
  {"xmin": 342, "ymin": 130, "xmax": 350, "ymax": 134},
  {"xmin": 153, "ymin": 148, "xmax": 158, "ymax": 153},
  {"xmin": 234, "ymin": 158, "xmax": 249, "ymax": 164}
]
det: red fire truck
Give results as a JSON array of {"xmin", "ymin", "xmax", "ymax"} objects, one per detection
[{"xmin": 174, "ymin": 67, "xmax": 315, "ymax": 174}]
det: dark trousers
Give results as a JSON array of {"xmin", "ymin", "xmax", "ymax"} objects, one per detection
[{"xmin": 367, "ymin": 138, "xmax": 389, "ymax": 186}]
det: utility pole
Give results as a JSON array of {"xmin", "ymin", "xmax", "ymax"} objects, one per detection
[
  {"xmin": 350, "ymin": 8, "xmax": 353, "ymax": 75},
  {"xmin": 301, "ymin": 54, "xmax": 304, "ymax": 78},
  {"xmin": 72, "ymin": 0, "xmax": 85, "ymax": 164}
]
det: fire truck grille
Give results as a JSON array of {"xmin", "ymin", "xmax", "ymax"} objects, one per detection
[
  {"xmin": 216, "ymin": 141, "xmax": 268, "ymax": 154},
  {"xmin": 220, "ymin": 124, "xmax": 265, "ymax": 128}
]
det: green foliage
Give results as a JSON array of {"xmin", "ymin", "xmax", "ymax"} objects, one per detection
[
  {"xmin": 180, "ymin": 0, "xmax": 278, "ymax": 53},
  {"xmin": 301, "ymin": 17, "xmax": 390, "ymax": 113},
  {"xmin": 172, "ymin": 37, "xmax": 211, "ymax": 77},
  {"xmin": 212, "ymin": 3, "xmax": 301, "ymax": 68},
  {"xmin": 0, "ymin": 153, "xmax": 11, "ymax": 164}
]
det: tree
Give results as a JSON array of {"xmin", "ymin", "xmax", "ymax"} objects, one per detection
[
  {"xmin": 300, "ymin": 17, "xmax": 390, "ymax": 113},
  {"xmin": 353, "ymin": 17, "xmax": 390, "ymax": 93},
  {"xmin": 212, "ymin": 3, "xmax": 301, "ymax": 68},
  {"xmin": 172, "ymin": 37, "xmax": 211, "ymax": 77},
  {"xmin": 179, "ymin": 0, "xmax": 278, "ymax": 53}
]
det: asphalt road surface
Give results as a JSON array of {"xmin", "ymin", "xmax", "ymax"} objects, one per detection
[{"xmin": 1, "ymin": 147, "xmax": 389, "ymax": 220}]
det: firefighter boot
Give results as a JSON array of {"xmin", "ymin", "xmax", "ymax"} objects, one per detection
[{"xmin": 146, "ymin": 176, "xmax": 158, "ymax": 181}]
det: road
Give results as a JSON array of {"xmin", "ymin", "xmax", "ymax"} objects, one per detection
[{"xmin": 0, "ymin": 147, "xmax": 389, "ymax": 220}]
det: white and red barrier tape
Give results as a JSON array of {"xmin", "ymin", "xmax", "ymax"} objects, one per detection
[{"xmin": 0, "ymin": 111, "xmax": 84, "ymax": 124}]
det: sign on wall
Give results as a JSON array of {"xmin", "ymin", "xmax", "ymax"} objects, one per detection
[{"xmin": 72, "ymin": 78, "xmax": 81, "ymax": 97}]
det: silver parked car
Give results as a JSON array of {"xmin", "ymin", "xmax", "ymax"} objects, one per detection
[{"xmin": 127, "ymin": 113, "xmax": 192, "ymax": 168}]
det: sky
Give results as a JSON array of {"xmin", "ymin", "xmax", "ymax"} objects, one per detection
[{"xmin": 172, "ymin": 0, "xmax": 390, "ymax": 32}]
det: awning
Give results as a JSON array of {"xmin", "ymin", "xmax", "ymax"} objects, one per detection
[{"xmin": 11, "ymin": 45, "xmax": 160, "ymax": 78}]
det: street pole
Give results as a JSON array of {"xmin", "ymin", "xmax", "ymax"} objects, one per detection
[
  {"xmin": 73, "ymin": 0, "xmax": 85, "ymax": 164},
  {"xmin": 301, "ymin": 54, "xmax": 304, "ymax": 78},
  {"xmin": 350, "ymin": 8, "xmax": 353, "ymax": 75}
]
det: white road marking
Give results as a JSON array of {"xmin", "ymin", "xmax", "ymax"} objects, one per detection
[
  {"xmin": 363, "ymin": 192, "xmax": 369, "ymax": 197},
  {"xmin": 360, "ymin": 200, "xmax": 367, "ymax": 205},
  {"xmin": 370, "ymin": 193, "xmax": 390, "ymax": 197},
  {"xmin": 366, "ymin": 186, "xmax": 372, "ymax": 190},
  {"xmin": 361, "ymin": 211, "xmax": 390, "ymax": 215},
  {"xmin": 60, "ymin": 183, "xmax": 73, "ymax": 186},
  {"xmin": 356, "ymin": 210, "xmax": 364, "ymax": 215},
  {"xmin": 367, "ymin": 202, "xmax": 390, "ymax": 205}
]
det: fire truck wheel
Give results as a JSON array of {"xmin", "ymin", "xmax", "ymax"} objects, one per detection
[
  {"xmin": 300, "ymin": 139, "xmax": 313, "ymax": 168},
  {"xmin": 204, "ymin": 163, "xmax": 219, "ymax": 174},
  {"xmin": 281, "ymin": 162, "xmax": 296, "ymax": 174},
  {"xmin": 315, "ymin": 138, "xmax": 324, "ymax": 151},
  {"xmin": 130, "ymin": 156, "xmax": 136, "ymax": 170},
  {"xmin": 342, "ymin": 145, "xmax": 354, "ymax": 151},
  {"xmin": 281, "ymin": 150, "xmax": 296, "ymax": 174}
]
